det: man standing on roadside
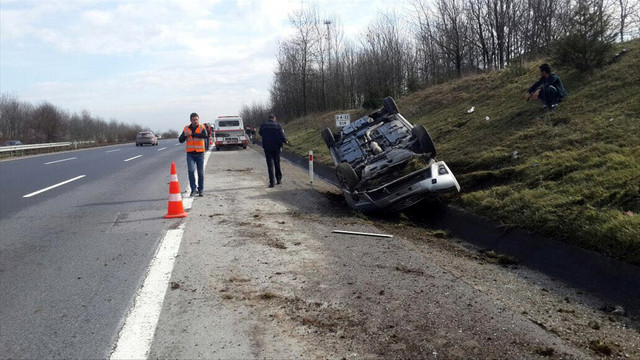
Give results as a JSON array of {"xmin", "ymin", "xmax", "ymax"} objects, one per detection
[
  {"xmin": 259, "ymin": 114, "xmax": 288, "ymax": 188},
  {"xmin": 179, "ymin": 112, "xmax": 208, "ymax": 197},
  {"xmin": 203, "ymin": 122, "xmax": 213, "ymax": 151},
  {"xmin": 525, "ymin": 63, "xmax": 567, "ymax": 110}
]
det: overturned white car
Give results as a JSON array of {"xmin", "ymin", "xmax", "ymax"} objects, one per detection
[{"xmin": 322, "ymin": 97, "xmax": 460, "ymax": 213}]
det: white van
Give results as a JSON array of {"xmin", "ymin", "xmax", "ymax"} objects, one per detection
[{"xmin": 213, "ymin": 116, "xmax": 249, "ymax": 150}]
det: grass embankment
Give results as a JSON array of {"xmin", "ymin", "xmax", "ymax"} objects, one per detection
[{"xmin": 282, "ymin": 39, "xmax": 640, "ymax": 265}]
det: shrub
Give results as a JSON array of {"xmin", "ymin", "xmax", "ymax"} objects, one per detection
[{"xmin": 552, "ymin": 0, "xmax": 616, "ymax": 73}]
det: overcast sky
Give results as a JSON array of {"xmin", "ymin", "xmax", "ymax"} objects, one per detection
[{"xmin": 1, "ymin": 0, "xmax": 404, "ymax": 132}]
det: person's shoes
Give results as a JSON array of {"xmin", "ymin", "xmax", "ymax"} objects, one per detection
[
  {"xmin": 276, "ymin": 179, "xmax": 281, "ymax": 185},
  {"xmin": 541, "ymin": 104, "xmax": 548, "ymax": 111},
  {"xmin": 198, "ymin": 191, "xmax": 203, "ymax": 197},
  {"xmin": 269, "ymin": 183, "xmax": 275, "ymax": 188},
  {"xmin": 550, "ymin": 103, "xmax": 559, "ymax": 110},
  {"xmin": 189, "ymin": 191, "xmax": 196, "ymax": 197}
]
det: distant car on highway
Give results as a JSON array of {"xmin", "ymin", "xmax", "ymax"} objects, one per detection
[
  {"xmin": 2, "ymin": 140, "xmax": 23, "ymax": 146},
  {"xmin": 321, "ymin": 97, "xmax": 460, "ymax": 213},
  {"xmin": 135, "ymin": 131, "xmax": 158, "ymax": 146}
]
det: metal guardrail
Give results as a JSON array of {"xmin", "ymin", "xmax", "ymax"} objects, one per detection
[{"xmin": 0, "ymin": 141, "xmax": 96, "ymax": 154}]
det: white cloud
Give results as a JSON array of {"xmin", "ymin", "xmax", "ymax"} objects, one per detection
[{"xmin": 81, "ymin": 10, "xmax": 113, "ymax": 26}]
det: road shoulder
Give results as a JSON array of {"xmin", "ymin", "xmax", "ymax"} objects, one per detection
[{"xmin": 149, "ymin": 147, "xmax": 639, "ymax": 358}]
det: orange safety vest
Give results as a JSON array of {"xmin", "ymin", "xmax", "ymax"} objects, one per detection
[{"xmin": 184, "ymin": 124, "xmax": 205, "ymax": 153}]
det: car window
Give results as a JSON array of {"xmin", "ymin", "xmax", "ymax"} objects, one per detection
[{"xmin": 218, "ymin": 120, "xmax": 239, "ymax": 127}]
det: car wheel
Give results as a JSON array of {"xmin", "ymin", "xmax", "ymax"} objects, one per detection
[
  {"xmin": 321, "ymin": 128, "xmax": 335, "ymax": 148},
  {"xmin": 336, "ymin": 162, "xmax": 359, "ymax": 192},
  {"xmin": 411, "ymin": 125, "xmax": 437, "ymax": 157},
  {"xmin": 334, "ymin": 131, "xmax": 342, "ymax": 142},
  {"xmin": 243, "ymin": 146, "xmax": 247, "ymax": 149},
  {"xmin": 215, "ymin": 146, "xmax": 220, "ymax": 151},
  {"xmin": 383, "ymin": 96, "xmax": 399, "ymax": 115}
]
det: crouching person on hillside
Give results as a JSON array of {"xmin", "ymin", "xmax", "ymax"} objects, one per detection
[{"xmin": 525, "ymin": 63, "xmax": 567, "ymax": 110}]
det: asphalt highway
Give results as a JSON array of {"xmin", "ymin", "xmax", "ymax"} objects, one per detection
[{"xmin": 0, "ymin": 139, "xmax": 193, "ymax": 358}]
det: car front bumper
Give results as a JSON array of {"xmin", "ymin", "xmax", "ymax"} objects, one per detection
[{"xmin": 343, "ymin": 161, "xmax": 460, "ymax": 213}]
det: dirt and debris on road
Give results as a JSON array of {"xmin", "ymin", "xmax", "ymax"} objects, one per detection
[{"xmin": 148, "ymin": 146, "xmax": 640, "ymax": 359}]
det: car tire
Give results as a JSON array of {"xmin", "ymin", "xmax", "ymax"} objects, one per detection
[
  {"xmin": 215, "ymin": 146, "xmax": 220, "ymax": 151},
  {"xmin": 336, "ymin": 162, "xmax": 359, "ymax": 192},
  {"xmin": 383, "ymin": 96, "xmax": 399, "ymax": 115},
  {"xmin": 321, "ymin": 128, "xmax": 335, "ymax": 148},
  {"xmin": 412, "ymin": 125, "xmax": 437, "ymax": 157},
  {"xmin": 243, "ymin": 145, "xmax": 247, "ymax": 149}
]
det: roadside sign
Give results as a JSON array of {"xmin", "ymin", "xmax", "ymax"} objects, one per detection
[{"xmin": 335, "ymin": 114, "xmax": 350, "ymax": 127}]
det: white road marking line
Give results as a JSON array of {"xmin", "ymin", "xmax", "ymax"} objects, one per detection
[
  {"xmin": 174, "ymin": 143, "xmax": 181, "ymax": 146},
  {"xmin": 109, "ymin": 223, "xmax": 185, "ymax": 360},
  {"xmin": 23, "ymin": 175, "xmax": 86, "ymax": 198},
  {"xmin": 44, "ymin": 157, "xmax": 76, "ymax": 165},
  {"xmin": 157, "ymin": 147, "xmax": 167, "ymax": 151},
  {"xmin": 124, "ymin": 155, "xmax": 142, "ymax": 162},
  {"xmin": 204, "ymin": 150, "xmax": 211, "ymax": 168},
  {"xmin": 110, "ymin": 149, "xmax": 212, "ymax": 358},
  {"xmin": 105, "ymin": 149, "xmax": 122, "ymax": 153},
  {"xmin": 182, "ymin": 197, "xmax": 194, "ymax": 210}
]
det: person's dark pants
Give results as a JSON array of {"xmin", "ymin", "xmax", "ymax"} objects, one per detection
[
  {"xmin": 205, "ymin": 137, "xmax": 210, "ymax": 151},
  {"xmin": 539, "ymin": 85, "xmax": 561, "ymax": 106},
  {"xmin": 186, "ymin": 152, "xmax": 204, "ymax": 192},
  {"xmin": 264, "ymin": 147, "xmax": 282, "ymax": 185}
]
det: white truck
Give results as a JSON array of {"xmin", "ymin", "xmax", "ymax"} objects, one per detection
[{"xmin": 213, "ymin": 116, "xmax": 249, "ymax": 150}]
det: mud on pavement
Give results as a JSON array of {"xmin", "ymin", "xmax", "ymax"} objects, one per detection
[{"xmin": 149, "ymin": 146, "xmax": 640, "ymax": 359}]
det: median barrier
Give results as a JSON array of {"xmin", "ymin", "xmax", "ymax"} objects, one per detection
[{"xmin": 0, "ymin": 140, "xmax": 96, "ymax": 157}]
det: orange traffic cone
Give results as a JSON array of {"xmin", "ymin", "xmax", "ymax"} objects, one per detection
[{"xmin": 164, "ymin": 162, "xmax": 188, "ymax": 219}]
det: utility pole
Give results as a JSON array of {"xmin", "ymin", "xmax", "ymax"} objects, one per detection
[
  {"xmin": 324, "ymin": 20, "xmax": 332, "ymax": 110},
  {"xmin": 324, "ymin": 20, "xmax": 332, "ymax": 69}
]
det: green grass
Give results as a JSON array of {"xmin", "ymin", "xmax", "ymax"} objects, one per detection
[{"xmin": 280, "ymin": 39, "xmax": 640, "ymax": 265}]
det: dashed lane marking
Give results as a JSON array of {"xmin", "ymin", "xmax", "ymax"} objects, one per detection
[
  {"xmin": 44, "ymin": 157, "xmax": 76, "ymax": 165},
  {"xmin": 105, "ymin": 149, "xmax": 122, "ymax": 153},
  {"xmin": 23, "ymin": 175, "xmax": 86, "ymax": 198},
  {"xmin": 124, "ymin": 155, "xmax": 142, "ymax": 162},
  {"xmin": 157, "ymin": 147, "xmax": 167, "ymax": 151}
]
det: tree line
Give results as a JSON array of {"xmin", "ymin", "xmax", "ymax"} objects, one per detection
[
  {"xmin": 0, "ymin": 94, "xmax": 176, "ymax": 144},
  {"xmin": 240, "ymin": 0, "xmax": 638, "ymax": 124}
]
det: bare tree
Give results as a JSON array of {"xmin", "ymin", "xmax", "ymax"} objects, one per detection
[
  {"xmin": 0, "ymin": 94, "xmax": 32, "ymax": 141},
  {"xmin": 614, "ymin": 0, "xmax": 639, "ymax": 40},
  {"xmin": 288, "ymin": 6, "xmax": 320, "ymax": 116}
]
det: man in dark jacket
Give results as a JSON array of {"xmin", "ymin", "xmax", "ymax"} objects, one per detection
[
  {"xmin": 525, "ymin": 63, "xmax": 567, "ymax": 110},
  {"xmin": 259, "ymin": 114, "xmax": 288, "ymax": 188}
]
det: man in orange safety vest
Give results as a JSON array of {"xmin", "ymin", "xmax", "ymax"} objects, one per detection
[{"xmin": 178, "ymin": 112, "xmax": 209, "ymax": 197}]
